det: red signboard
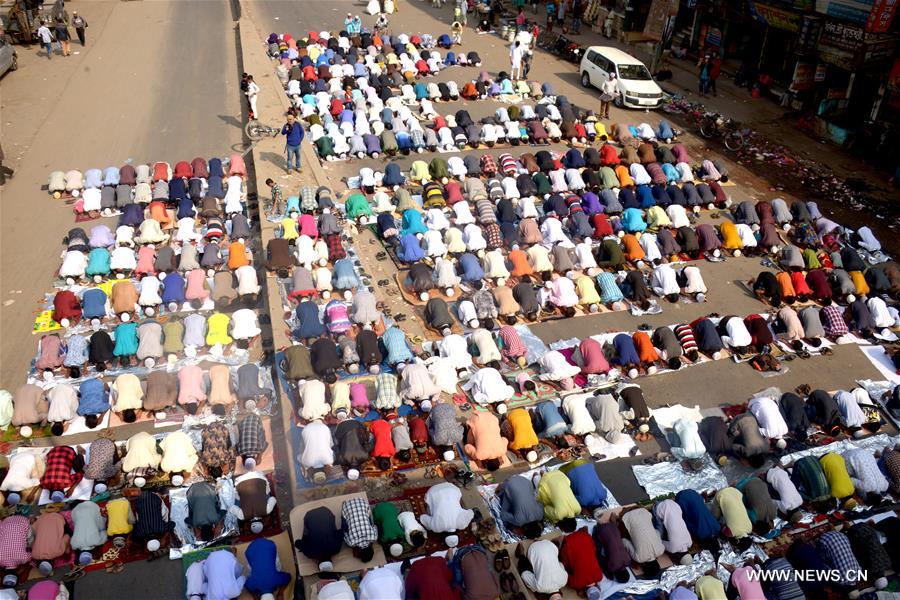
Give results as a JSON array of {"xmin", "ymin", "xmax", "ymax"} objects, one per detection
[{"xmin": 866, "ymin": 0, "xmax": 898, "ymax": 33}]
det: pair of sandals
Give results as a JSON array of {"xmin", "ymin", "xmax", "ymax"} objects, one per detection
[{"xmin": 634, "ymin": 431, "xmax": 653, "ymax": 442}]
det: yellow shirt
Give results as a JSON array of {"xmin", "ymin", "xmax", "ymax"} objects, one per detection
[
  {"xmin": 820, "ymin": 452, "xmax": 855, "ymax": 499},
  {"xmin": 106, "ymin": 498, "xmax": 134, "ymax": 536},
  {"xmin": 307, "ymin": 45, "xmax": 320, "ymax": 62},
  {"xmin": 720, "ymin": 221, "xmax": 742, "ymax": 249},
  {"xmin": 206, "ymin": 313, "xmax": 233, "ymax": 346},
  {"xmin": 281, "ymin": 218, "xmax": 299, "ymax": 241},
  {"xmin": 715, "ymin": 487, "xmax": 752, "ymax": 538},
  {"xmin": 695, "ymin": 576, "xmax": 727, "ymax": 600},
  {"xmin": 849, "ymin": 271, "xmax": 870, "ymax": 296},
  {"xmin": 575, "ymin": 275, "xmax": 601, "ymax": 305},
  {"xmin": 508, "ymin": 408, "xmax": 539, "ymax": 451},
  {"xmin": 536, "ymin": 470, "xmax": 581, "ymax": 523}
]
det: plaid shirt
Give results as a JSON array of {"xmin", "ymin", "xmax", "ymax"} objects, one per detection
[
  {"xmin": 237, "ymin": 414, "xmax": 269, "ymax": 457},
  {"xmin": 884, "ymin": 449, "xmax": 900, "ymax": 493},
  {"xmin": 483, "ymin": 223, "xmax": 503, "ymax": 250},
  {"xmin": 375, "ymin": 373, "xmax": 400, "ymax": 409},
  {"xmin": 596, "ymin": 272, "xmax": 623, "ymax": 304},
  {"xmin": 821, "ymin": 305, "xmax": 849, "ymax": 337},
  {"xmin": 300, "ymin": 186, "xmax": 317, "ymax": 212},
  {"xmin": 498, "ymin": 326, "xmax": 526, "ymax": 358},
  {"xmin": 761, "ymin": 557, "xmax": 805, "ymax": 600},
  {"xmin": 0, "ymin": 516, "xmax": 31, "ymax": 569},
  {"xmin": 480, "ymin": 154, "xmax": 498, "ymax": 177},
  {"xmin": 845, "ymin": 523, "xmax": 891, "ymax": 576},
  {"xmin": 815, "ymin": 531, "xmax": 861, "ymax": 586},
  {"xmin": 341, "ymin": 498, "xmax": 378, "ymax": 548},
  {"xmin": 325, "ymin": 233, "xmax": 346, "ymax": 262},
  {"xmin": 40, "ymin": 446, "xmax": 83, "ymax": 492}
]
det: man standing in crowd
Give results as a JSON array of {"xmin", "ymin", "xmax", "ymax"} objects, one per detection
[
  {"xmin": 281, "ymin": 113, "xmax": 304, "ymax": 174},
  {"xmin": 37, "ymin": 21, "xmax": 53, "ymax": 59},
  {"xmin": 510, "ymin": 40, "xmax": 524, "ymax": 80},
  {"xmin": 72, "ymin": 11, "xmax": 87, "ymax": 46},
  {"xmin": 245, "ymin": 75, "xmax": 260, "ymax": 120}
]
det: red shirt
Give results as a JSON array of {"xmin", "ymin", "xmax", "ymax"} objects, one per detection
[
  {"xmin": 173, "ymin": 161, "xmax": 193, "ymax": 179},
  {"xmin": 152, "ymin": 162, "xmax": 169, "ymax": 183},
  {"xmin": 561, "ymin": 529, "xmax": 603, "ymax": 590},
  {"xmin": 593, "ymin": 214, "xmax": 613, "ymax": 238},
  {"xmin": 53, "ymin": 290, "xmax": 82, "ymax": 323},
  {"xmin": 40, "ymin": 446, "xmax": 83, "ymax": 492},
  {"xmin": 404, "ymin": 556, "xmax": 460, "ymax": 600},
  {"xmin": 370, "ymin": 419, "xmax": 396, "ymax": 458},
  {"xmin": 790, "ymin": 272, "xmax": 812, "ymax": 296},
  {"xmin": 408, "ymin": 417, "xmax": 428, "ymax": 445}
]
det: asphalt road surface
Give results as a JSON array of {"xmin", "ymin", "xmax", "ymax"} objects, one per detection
[{"xmin": 0, "ymin": 0, "xmax": 242, "ymax": 389}]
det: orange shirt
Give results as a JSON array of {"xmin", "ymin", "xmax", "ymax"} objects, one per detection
[
  {"xmin": 509, "ymin": 249, "xmax": 534, "ymax": 276},
  {"xmin": 720, "ymin": 221, "xmax": 742, "ymax": 249},
  {"xmin": 633, "ymin": 331, "xmax": 660, "ymax": 363},
  {"xmin": 464, "ymin": 412, "xmax": 508, "ymax": 461},
  {"xmin": 622, "ymin": 235, "xmax": 645, "ymax": 262},
  {"xmin": 776, "ymin": 272, "xmax": 796, "ymax": 298},
  {"xmin": 148, "ymin": 201, "xmax": 173, "ymax": 227},
  {"xmin": 615, "ymin": 165, "xmax": 634, "ymax": 188},
  {"xmin": 227, "ymin": 241, "xmax": 250, "ymax": 270},
  {"xmin": 850, "ymin": 271, "xmax": 870, "ymax": 296}
]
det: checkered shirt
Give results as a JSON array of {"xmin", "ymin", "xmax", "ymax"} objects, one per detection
[
  {"xmin": 498, "ymin": 326, "xmax": 526, "ymax": 358},
  {"xmin": 846, "ymin": 523, "xmax": 891, "ymax": 576},
  {"xmin": 325, "ymin": 233, "xmax": 346, "ymax": 262},
  {"xmin": 341, "ymin": 498, "xmax": 378, "ymax": 548},
  {"xmin": 761, "ymin": 557, "xmax": 805, "ymax": 600},
  {"xmin": 885, "ymin": 449, "xmax": 900, "ymax": 493},
  {"xmin": 815, "ymin": 531, "xmax": 861, "ymax": 586},
  {"xmin": 484, "ymin": 223, "xmax": 503, "ymax": 250},
  {"xmin": 480, "ymin": 154, "xmax": 498, "ymax": 177},
  {"xmin": 237, "ymin": 414, "xmax": 268, "ymax": 457},
  {"xmin": 300, "ymin": 186, "xmax": 317, "ymax": 212},
  {"xmin": 821, "ymin": 305, "xmax": 849, "ymax": 337},
  {"xmin": 40, "ymin": 446, "xmax": 83, "ymax": 492},
  {"xmin": 0, "ymin": 516, "xmax": 31, "ymax": 569},
  {"xmin": 375, "ymin": 373, "xmax": 400, "ymax": 409},
  {"xmin": 596, "ymin": 272, "xmax": 623, "ymax": 304}
]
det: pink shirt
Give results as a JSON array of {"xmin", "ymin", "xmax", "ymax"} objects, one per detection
[
  {"xmin": 731, "ymin": 566, "xmax": 765, "ymax": 599},
  {"xmin": 299, "ymin": 214, "xmax": 318, "ymax": 239},
  {"xmin": 135, "ymin": 246, "xmax": 157, "ymax": 275},
  {"xmin": 0, "ymin": 515, "xmax": 31, "ymax": 569},
  {"xmin": 580, "ymin": 338, "xmax": 610, "ymax": 374},
  {"xmin": 177, "ymin": 364, "xmax": 207, "ymax": 406},
  {"xmin": 350, "ymin": 383, "xmax": 369, "ymax": 409},
  {"xmin": 185, "ymin": 269, "xmax": 209, "ymax": 301}
]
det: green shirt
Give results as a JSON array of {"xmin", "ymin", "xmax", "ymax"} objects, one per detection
[{"xmin": 372, "ymin": 501, "xmax": 404, "ymax": 544}]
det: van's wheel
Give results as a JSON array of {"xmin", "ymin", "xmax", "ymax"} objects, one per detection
[
  {"xmin": 614, "ymin": 95, "xmax": 623, "ymax": 108},
  {"xmin": 581, "ymin": 72, "xmax": 590, "ymax": 88},
  {"xmin": 10, "ymin": 54, "xmax": 17, "ymax": 71}
]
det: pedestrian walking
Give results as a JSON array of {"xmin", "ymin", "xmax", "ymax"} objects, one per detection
[
  {"xmin": 523, "ymin": 49, "xmax": 533, "ymax": 79},
  {"xmin": 697, "ymin": 55, "xmax": 711, "ymax": 97},
  {"xmin": 708, "ymin": 51, "xmax": 722, "ymax": 97},
  {"xmin": 455, "ymin": 0, "xmax": 467, "ymax": 27},
  {"xmin": 451, "ymin": 21, "xmax": 463, "ymax": 45},
  {"xmin": 515, "ymin": 7, "xmax": 526, "ymax": 30},
  {"xmin": 53, "ymin": 9, "xmax": 70, "ymax": 57},
  {"xmin": 556, "ymin": 0, "xmax": 566, "ymax": 27},
  {"xmin": 281, "ymin": 113, "xmax": 304, "ymax": 174},
  {"xmin": 72, "ymin": 11, "xmax": 87, "ymax": 46},
  {"xmin": 509, "ymin": 40, "xmax": 524, "ymax": 80},
  {"xmin": 600, "ymin": 74, "xmax": 618, "ymax": 118},
  {"xmin": 245, "ymin": 75, "xmax": 260, "ymax": 120},
  {"xmin": 546, "ymin": 1, "xmax": 556, "ymax": 32},
  {"xmin": 37, "ymin": 21, "xmax": 53, "ymax": 59}
]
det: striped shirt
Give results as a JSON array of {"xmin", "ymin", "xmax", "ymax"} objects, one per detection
[
  {"xmin": 480, "ymin": 154, "xmax": 498, "ymax": 177},
  {"xmin": 595, "ymin": 272, "xmax": 623, "ymax": 304},
  {"xmin": 133, "ymin": 491, "xmax": 173, "ymax": 539},
  {"xmin": 498, "ymin": 326, "xmax": 526, "ymax": 358},
  {"xmin": 674, "ymin": 324, "xmax": 698, "ymax": 355},
  {"xmin": 499, "ymin": 153, "xmax": 517, "ymax": 176},
  {"xmin": 761, "ymin": 557, "xmax": 805, "ymax": 600}
]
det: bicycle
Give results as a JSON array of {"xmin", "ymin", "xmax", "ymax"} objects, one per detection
[
  {"xmin": 245, "ymin": 119, "xmax": 280, "ymax": 141},
  {"xmin": 698, "ymin": 112, "xmax": 745, "ymax": 151}
]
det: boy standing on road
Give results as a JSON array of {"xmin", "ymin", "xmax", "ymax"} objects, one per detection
[
  {"xmin": 281, "ymin": 114, "xmax": 304, "ymax": 174},
  {"xmin": 72, "ymin": 12, "xmax": 88, "ymax": 46},
  {"xmin": 600, "ymin": 74, "xmax": 618, "ymax": 118},
  {"xmin": 245, "ymin": 75, "xmax": 260, "ymax": 120},
  {"xmin": 38, "ymin": 21, "xmax": 53, "ymax": 59}
]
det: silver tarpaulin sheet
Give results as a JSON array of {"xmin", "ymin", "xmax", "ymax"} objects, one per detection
[
  {"xmin": 632, "ymin": 454, "xmax": 728, "ymax": 499},
  {"xmin": 777, "ymin": 433, "xmax": 900, "ymax": 466}
]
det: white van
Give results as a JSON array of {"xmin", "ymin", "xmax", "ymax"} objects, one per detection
[{"xmin": 580, "ymin": 46, "xmax": 663, "ymax": 109}]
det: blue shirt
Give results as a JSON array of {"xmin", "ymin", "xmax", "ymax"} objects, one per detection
[
  {"xmin": 78, "ymin": 378, "xmax": 110, "ymax": 416},
  {"xmin": 537, "ymin": 401, "xmax": 568, "ymax": 437},
  {"xmin": 458, "ymin": 253, "xmax": 484, "ymax": 282},
  {"xmin": 81, "ymin": 289, "xmax": 108, "ymax": 319},
  {"xmin": 113, "ymin": 323, "xmax": 139, "ymax": 357},
  {"xmin": 64, "ymin": 335, "xmax": 90, "ymax": 367},
  {"xmin": 245, "ymin": 538, "xmax": 291, "ymax": 594},
  {"xmin": 565, "ymin": 462, "xmax": 609, "ymax": 507},
  {"xmin": 382, "ymin": 327, "xmax": 413, "ymax": 364},
  {"xmin": 674, "ymin": 490, "xmax": 720, "ymax": 540},
  {"xmin": 282, "ymin": 122, "xmax": 304, "ymax": 146}
]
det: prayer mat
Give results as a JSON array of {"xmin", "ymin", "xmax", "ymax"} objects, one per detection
[{"xmin": 398, "ymin": 485, "xmax": 478, "ymax": 552}]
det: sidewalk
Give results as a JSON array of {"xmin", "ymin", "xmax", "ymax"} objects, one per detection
[{"xmin": 567, "ymin": 21, "xmax": 897, "ymax": 196}]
